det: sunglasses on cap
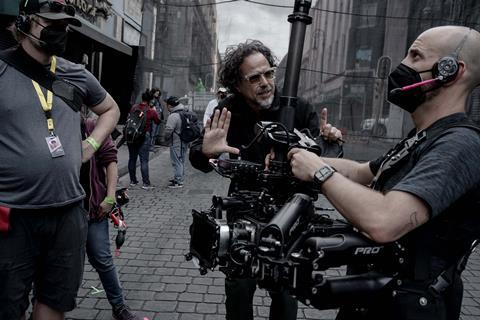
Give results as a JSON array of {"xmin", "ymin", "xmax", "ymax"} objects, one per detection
[
  {"xmin": 243, "ymin": 67, "xmax": 276, "ymax": 85},
  {"xmin": 38, "ymin": 0, "xmax": 76, "ymax": 17}
]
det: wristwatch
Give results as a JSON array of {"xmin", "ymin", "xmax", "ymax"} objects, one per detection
[{"xmin": 313, "ymin": 165, "xmax": 336, "ymax": 187}]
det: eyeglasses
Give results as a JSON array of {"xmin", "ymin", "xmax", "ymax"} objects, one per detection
[
  {"xmin": 243, "ymin": 67, "xmax": 276, "ymax": 85},
  {"xmin": 38, "ymin": 0, "xmax": 76, "ymax": 17}
]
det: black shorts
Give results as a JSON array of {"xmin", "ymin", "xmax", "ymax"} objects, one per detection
[{"xmin": 0, "ymin": 203, "xmax": 88, "ymax": 320}]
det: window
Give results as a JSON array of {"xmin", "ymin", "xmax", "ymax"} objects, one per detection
[
  {"xmin": 359, "ymin": 3, "xmax": 377, "ymax": 28},
  {"xmin": 355, "ymin": 48, "xmax": 372, "ymax": 68}
]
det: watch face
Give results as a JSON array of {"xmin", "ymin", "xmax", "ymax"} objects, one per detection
[{"xmin": 314, "ymin": 165, "xmax": 335, "ymax": 186}]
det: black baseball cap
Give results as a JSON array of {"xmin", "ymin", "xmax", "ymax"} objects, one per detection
[
  {"xmin": 165, "ymin": 96, "xmax": 180, "ymax": 107},
  {"xmin": 19, "ymin": 0, "xmax": 82, "ymax": 27}
]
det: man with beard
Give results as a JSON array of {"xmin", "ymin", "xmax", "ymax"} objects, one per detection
[
  {"xmin": 0, "ymin": 1, "xmax": 120, "ymax": 319},
  {"xmin": 288, "ymin": 26, "xmax": 480, "ymax": 320},
  {"xmin": 189, "ymin": 40, "xmax": 342, "ymax": 320}
]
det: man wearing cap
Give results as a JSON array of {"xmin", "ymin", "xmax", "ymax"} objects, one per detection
[
  {"xmin": 164, "ymin": 96, "xmax": 189, "ymax": 188},
  {"xmin": 0, "ymin": 1, "xmax": 120, "ymax": 320},
  {"xmin": 203, "ymin": 87, "xmax": 228, "ymax": 126}
]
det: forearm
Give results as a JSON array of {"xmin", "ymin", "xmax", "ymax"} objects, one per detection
[
  {"xmin": 105, "ymin": 162, "xmax": 118, "ymax": 199},
  {"xmin": 322, "ymin": 158, "xmax": 373, "ymax": 185},
  {"xmin": 89, "ymin": 95, "xmax": 120, "ymax": 145},
  {"xmin": 321, "ymin": 173, "xmax": 429, "ymax": 243},
  {"xmin": 321, "ymin": 173, "xmax": 387, "ymax": 239},
  {"xmin": 90, "ymin": 110, "xmax": 119, "ymax": 144},
  {"xmin": 189, "ymin": 136, "xmax": 213, "ymax": 173}
]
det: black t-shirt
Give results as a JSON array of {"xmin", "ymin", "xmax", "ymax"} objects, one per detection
[
  {"xmin": 370, "ymin": 113, "xmax": 480, "ymax": 218},
  {"xmin": 369, "ymin": 113, "xmax": 480, "ymax": 277}
]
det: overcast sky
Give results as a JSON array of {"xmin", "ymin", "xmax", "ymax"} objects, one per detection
[{"xmin": 216, "ymin": 0, "xmax": 303, "ymax": 61}]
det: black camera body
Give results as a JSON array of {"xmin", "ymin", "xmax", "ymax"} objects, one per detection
[{"xmin": 186, "ymin": 122, "xmax": 407, "ymax": 309}]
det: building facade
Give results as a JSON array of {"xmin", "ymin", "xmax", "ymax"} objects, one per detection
[
  {"xmin": 137, "ymin": 0, "xmax": 219, "ymax": 102},
  {"xmin": 299, "ymin": 0, "xmax": 480, "ymax": 137}
]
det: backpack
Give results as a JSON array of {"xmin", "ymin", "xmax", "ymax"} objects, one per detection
[
  {"xmin": 174, "ymin": 110, "xmax": 201, "ymax": 143},
  {"xmin": 123, "ymin": 104, "xmax": 147, "ymax": 144}
]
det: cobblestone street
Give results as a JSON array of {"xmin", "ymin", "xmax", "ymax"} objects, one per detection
[{"xmin": 66, "ymin": 146, "xmax": 480, "ymax": 320}]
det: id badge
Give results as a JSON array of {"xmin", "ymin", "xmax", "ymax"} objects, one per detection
[{"xmin": 45, "ymin": 135, "xmax": 66, "ymax": 158}]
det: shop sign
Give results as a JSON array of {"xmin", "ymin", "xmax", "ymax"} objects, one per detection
[{"xmin": 66, "ymin": 0, "xmax": 112, "ymax": 19}]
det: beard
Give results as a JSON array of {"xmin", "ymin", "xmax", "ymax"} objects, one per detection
[
  {"xmin": 257, "ymin": 94, "xmax": 274, "ymax": 110},
  {"xmin": 256, "ymin": 85, "xmax": 275, "ymax": 110}
]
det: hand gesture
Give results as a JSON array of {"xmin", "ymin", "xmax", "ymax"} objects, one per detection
[
  {"xmin": 202, "ymin": 108, "xmax": 240, "ymax": 158},
  {"xmin": 319, "ymin": 108, "xmax": 343, "ymax": 142}
]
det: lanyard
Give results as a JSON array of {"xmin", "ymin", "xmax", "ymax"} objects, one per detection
[{"xmin": 32, "ymin": 56, "xmax": 57, "ymax": 134}]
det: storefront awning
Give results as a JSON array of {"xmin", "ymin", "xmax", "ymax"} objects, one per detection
[{"xmin": 71, "ymin": 16, "xmax": 132, "ymax": 56}]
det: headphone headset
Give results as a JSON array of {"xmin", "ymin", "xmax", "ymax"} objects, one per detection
[
  {"xmin": 15, "ymin": 14, "xmax": 31, "ymax": 34},
  {"xmin": 432, "ymin": 56, "xmax": 459, "ymax": 83},
  {"xmin": 432, "ymin": 29, "xmax": 471, "ymax": 84}
]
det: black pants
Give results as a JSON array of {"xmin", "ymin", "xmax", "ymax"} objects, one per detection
[
  {"xmin": 336, "ymin": 275, "xmax": 463, "ymax": 320},
  {"xmin": 225, "ymin": 277, "xmax": 298, "ymax": 320}
]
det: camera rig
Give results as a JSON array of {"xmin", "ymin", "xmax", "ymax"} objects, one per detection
[
  {"xmin": 186, "ymin": 122, "xmax": 407, "ymax": 310},
  {"xmin": 186, "ymin": 0, "xmax": 408, "ymax": 310}
]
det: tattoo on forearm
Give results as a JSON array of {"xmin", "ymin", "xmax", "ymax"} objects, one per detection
[
  {"xmin": 409, "ymin": 211, "xmax": 419, "ymax": 227},
  {"xmin": 399, "ymin": 211, "xmax": 420, "ymax": 235}
]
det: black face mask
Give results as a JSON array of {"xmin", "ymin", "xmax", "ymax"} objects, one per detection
[
  {"xmin": 38, "ymin": 25, "xmax": 69, "ymax": 56},
  {"xmin": 387, "ymin": 63, "xmax": 433, "ymax": 113}
]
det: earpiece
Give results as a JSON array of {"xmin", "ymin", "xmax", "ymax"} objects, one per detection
[
  {"xmin": 15, "ymin": 14, "xmax": 31, "ymax": 34},
  {"xmin": 432, "ymin": 29, "xmax": 471, "ymax": 84},
  {"xmin": 432, "ymin": 56, "xmax": 459, "ymax": 83}
]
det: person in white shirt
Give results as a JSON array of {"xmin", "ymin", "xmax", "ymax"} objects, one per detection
[{"xmin": 203, "ymin": 87, "xmax": 227, "ymax": 126}]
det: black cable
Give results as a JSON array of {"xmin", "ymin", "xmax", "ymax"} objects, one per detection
[
  {"xmin": 295, "ymin": 67, "xmax": 378, "ymax": 80},
  {"xmin": 159, "ymin": 61, "xmax": 221, "ymax": 68},
  {"xmin": 243, "ymin": 0, "xmax": 291, "ymax": 9},
  {"xmin": 155, "ymin": 0, "xmax": 480, "ymax": 27},
  {"xmin": 156, "ymin": 61, "xmax": 380, "ymax": 80},
  {"xmin": 158, "ymin": 0, "xmax": 239, "ymax": 8},
  {"xmin": 244, "ymin": 0, "xmax": 480, "ymax": 26}
]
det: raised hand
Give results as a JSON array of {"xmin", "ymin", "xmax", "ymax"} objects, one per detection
[
  {"xmin": 202, "ymin": 108, "xmax": 240, "ymax": 158},
  {"xmin": 319, "ymin": 107, "xmax": 343, "ymax": 142}
]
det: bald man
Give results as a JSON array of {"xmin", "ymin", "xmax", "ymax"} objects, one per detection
[{"xmin": 289, "ymin": 26, "xmax": 480, "ymax": 320}]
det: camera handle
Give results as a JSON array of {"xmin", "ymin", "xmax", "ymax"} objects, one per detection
[{"xmin": 296, "ymin": 272, "xmax": 394, "ymax": 310}]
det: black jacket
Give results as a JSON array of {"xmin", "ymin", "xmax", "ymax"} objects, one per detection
[{"xmin": 189, "ymin": 89, "xmax": 320, "ymax": 172}]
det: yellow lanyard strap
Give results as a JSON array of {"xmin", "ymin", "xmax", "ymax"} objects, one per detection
[{"xmin": 32, "ymin": 56, "xmax": 57, "ymax": 133}]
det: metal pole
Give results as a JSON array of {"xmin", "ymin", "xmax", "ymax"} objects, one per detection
[{"xmin": 279, "ymin": 0, "xmax": 313, "ymax": 131}]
